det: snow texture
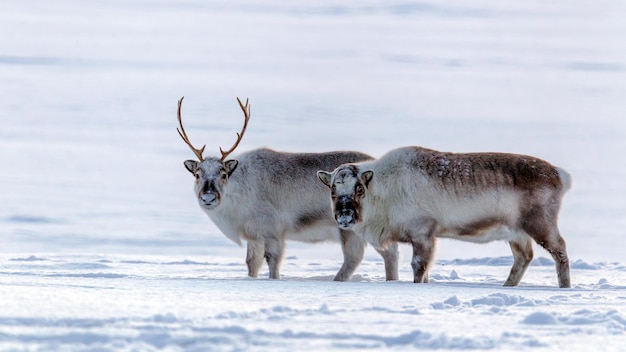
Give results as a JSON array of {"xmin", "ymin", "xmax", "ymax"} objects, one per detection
[
  {"xmin": 1, "ymin": 0, "xmax": 626, "ymax": 351},
  {"xmin": 1, "ymin": 255, "xmax": 626, "ymax": 351}
]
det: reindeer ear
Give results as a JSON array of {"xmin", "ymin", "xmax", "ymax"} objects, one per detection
[
  {"xmin": 224, "ymin": 159, "xmax": 239, "ymax": 176},
  {"xmin": 184, "ymin": 160, "xmax": 198, "ymax": 174},
  {"xmin": 361, "ymin": 170, "xmax": 374, "ymax": 188},
  {"xmin": 317, "ymin": 171, "xmax": 332, "ymax": 188}
]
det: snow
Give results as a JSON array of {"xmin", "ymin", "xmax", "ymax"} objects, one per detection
[
  {"xmin": 2, "ymin": 254, "xmax": 626, "ymax": 351},
  {"xmin": 1, "ymin": 0, "xmax": 625, "ymax": 351}
]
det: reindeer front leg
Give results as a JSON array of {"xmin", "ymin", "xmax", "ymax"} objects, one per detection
[
  {"xmin": 410, "ymin": 234, "xmax": 436, "ymax": 284},
  {"xmin": 374, "ymin": 241, "xmax": 400, "ymax": 281},
  {"xmin": 264, "ymin": 236, "xmax": 285, "ymax": 279},
  {"xmin": 334, "ymin": 230, "xmax": 366, "ymax": 281},
  {"xmin": 246, "ymin": 241, "xmax": 265, "ymax": 278}
]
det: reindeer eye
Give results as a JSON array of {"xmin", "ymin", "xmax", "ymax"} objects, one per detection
[
  {"xmin": 194, "ymin": 173, "xmax": 200, "ymax": 180},
  {"xmin": 221, "ymin": 173, "xmax": 228, "ymax": 181},
  {"xmin": 355, "ymin": 184, "xmax": 364, "ymax": 195}
]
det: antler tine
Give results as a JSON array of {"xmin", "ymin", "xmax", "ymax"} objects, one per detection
[
  {"xmin": 219, "ymin": 97, "xmax": 251, "ymax": 161},
  {"xmin": 176, "ymin": 96, "xmax": 206, "ymax": 161}
]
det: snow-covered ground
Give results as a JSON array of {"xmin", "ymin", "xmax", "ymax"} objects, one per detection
[
  {"xmin": 1, "ymin": 253, "xmax": 626, "ymax": 351},
  {"xmin": 1, "ymin": 1, "xmax": 625, "ymax": 350}
]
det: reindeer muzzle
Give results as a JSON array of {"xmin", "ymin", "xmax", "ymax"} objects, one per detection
[
  {"xmin": 199, "ymin": 192, "xmax": 219, "ymax": 208},
  {"xmin": 336, "ymin": 212, "xmax": 355, "ymax": 229},
  {"xmin": 335, "ymin": 196, "xmax": 357, "ymax": 229}
]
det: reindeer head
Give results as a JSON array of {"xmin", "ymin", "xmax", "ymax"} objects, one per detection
[
  {"xmin": 317, "ymin": 164, "xmax": 373, "ymax": 230},
  {"xmin": 177, "ymin": 97, "xmax": 250, "ymax": 210}
]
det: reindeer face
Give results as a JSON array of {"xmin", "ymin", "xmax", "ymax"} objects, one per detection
[
  {"xmin": 317, "ymin": 165, "xmax": 373, "ymax": 230},
  {"xmin": 184, "ymin": 157, "xmax": 238, "ymax": 210}
]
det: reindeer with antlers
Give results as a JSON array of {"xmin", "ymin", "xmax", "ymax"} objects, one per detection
[{"xmin": 177, "ymin": 97, "xmax": 400, "ymax": 280}]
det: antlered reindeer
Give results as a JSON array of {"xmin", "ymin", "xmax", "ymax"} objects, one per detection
[
  {"xmin": 318, "ymin": 146, "xmax": 572, "ymax": 288},
  {"xmin": 177, "ymin": 97, "xmax": 399, "ymax": 280}
]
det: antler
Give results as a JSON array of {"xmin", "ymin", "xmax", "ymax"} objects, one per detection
[
  {"xmin": 219, "ymin": 97, "xmax": 251, "ymax": 161},
  {"xmin": 176, "ymin": 96, "xmax": 206, "ymax": 161}
]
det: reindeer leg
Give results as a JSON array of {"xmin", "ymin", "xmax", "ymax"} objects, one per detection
[
  {"xmin": 374, "ymin": 241, "xmax": 400, "ymax": 281},
  {"xmin": 539, "ymin": 232, "xmax": 570, "ymax": 288},
  {"xmin": 410, "ymin": 237, "xmax": 436, "ymax": 283},
  {"xmin": 264, "ymin": 236, "xmax": 285, "ymax": 280},
  {"xmin": 333, "ymin": 230, "xmax": 365, "ymax": 281},
  {"xmin": 504, "ymin": 236, "xmax": 533, "ymax": 286},
  {"xmin": 530, "ymin": 232, "xmax": 570, "ymax": 288},
  {"xmin": 246, "ymin": 241, "xmax": 265, "ymax": 278},
  {"xmin": 522, "ymin": 206, "xmax": 571, "ymax": 288}
]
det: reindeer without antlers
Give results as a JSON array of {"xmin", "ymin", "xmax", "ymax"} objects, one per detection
[
  {"xmin": 318, "ymin": 146, "xmax": 573, "ymax": 288},
  {"xmin": 178, "ymin": 97, "xmax": 400, "ymax": 280}
]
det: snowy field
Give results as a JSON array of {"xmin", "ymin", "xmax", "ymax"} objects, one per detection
[
  {"xmin": 1, "ymin": 253, "xmax": 626, "ymax": 351},
  {"xmin": 2, "ymin": 0, "xmax": 626, "ymax": 351}
]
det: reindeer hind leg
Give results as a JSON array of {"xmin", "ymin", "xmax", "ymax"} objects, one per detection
[
  {"xmin": 521, "ymin": 205, "xmax": 570, "ymax": 288},
  {"xmin": 503, "ymin": 235, "xmax": 533, "ymax": 286},
  {"xmin": 540, "ymin": 230, "xmax": 570, "ymax": 288}
]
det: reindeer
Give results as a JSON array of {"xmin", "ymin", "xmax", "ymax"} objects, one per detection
[
  {"xmin": 318, "ymin": 146, "xmax": 572, "ymax": 288},
  {"xmin": 177, "ymin": 97, "xmax": 399, "ymax": 281}
]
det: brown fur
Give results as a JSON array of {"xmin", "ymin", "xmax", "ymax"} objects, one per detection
[
  {"xmin": 456, "ymin": 217, "xmax": 504, "ymax": 237},
  {"xmin": 411, "ymin": 146, "xmax": 562, "ymax": 192}
]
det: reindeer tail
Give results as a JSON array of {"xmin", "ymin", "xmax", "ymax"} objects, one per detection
[{"xmin": 556, "ymin": 167, "xmax": 573, "ymax": 193}]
